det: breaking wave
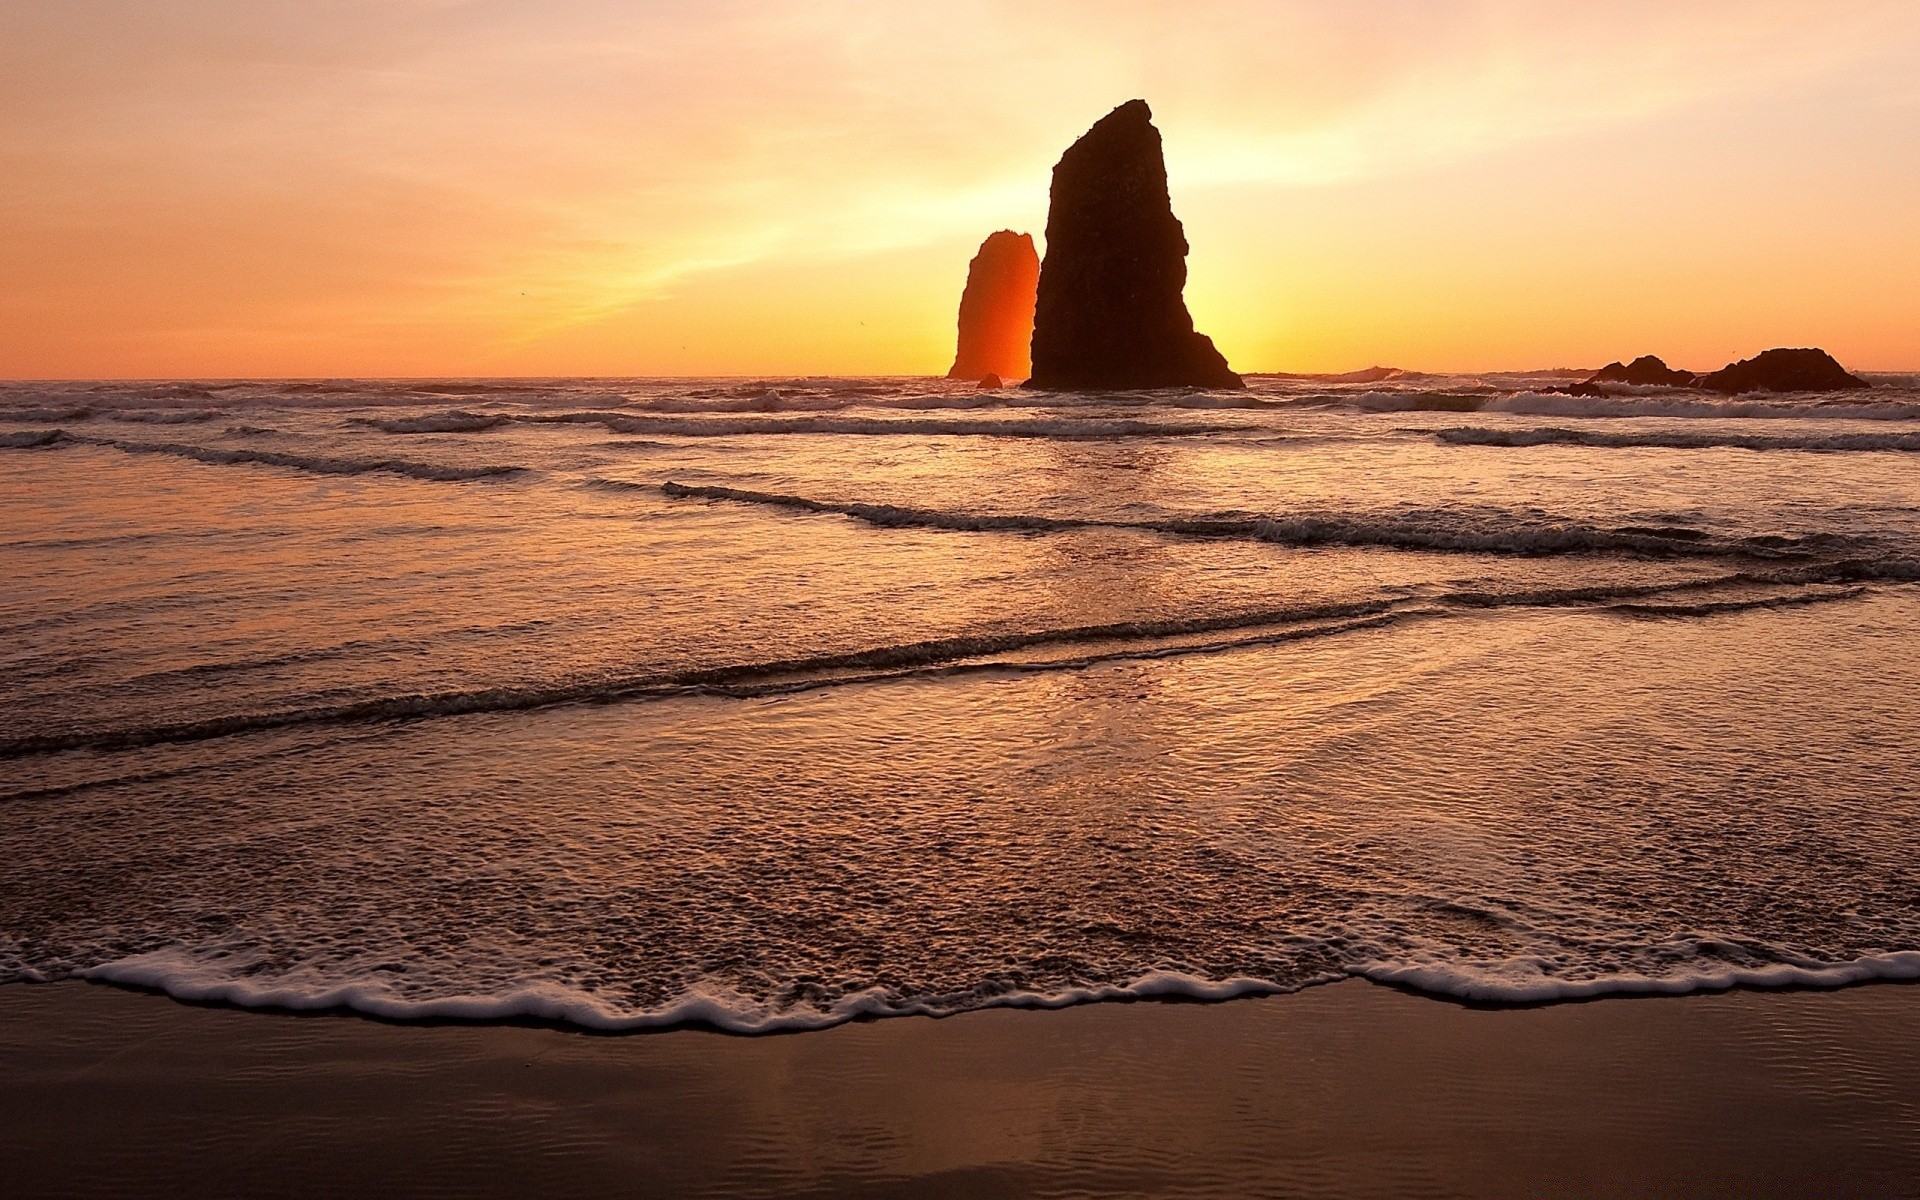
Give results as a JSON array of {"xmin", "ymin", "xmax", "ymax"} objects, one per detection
[
  {"xmin": 1435, "ymin": 426, "xmax": 1920, "ymax": 454},
  {"xmin": 1320, "ymin": 389, "xmax": 1920, "ymax": 422},
  {"xmin": 1600, "ymin": 587, "xmax": 1869, "ymax": 618},
  {"xmin": 567, "ymin": 412, "xmax": 1237, "ymax": 440},
  {"xmin": 111, "ymin": 408, "xmax": 224, "ymax": 425},
  {"xmin": 69, "ymin": 938, "xmax": 1920, "ymax": 1034},
  {"xmin": 354, "ymin": 410, "xmax": 1235, "ymax": 440},
  {"xmin": 0, "ymin": 430, "xmax": 523, "ymax": 482},
  {"xmin": 6, "ymin": 570, "xmax": 1879, "ymax": 764},
  {"xmin": 657, "ymin": 482, "xmax": 1845, "ymax": 561},
  {"xmin": 0, "ymin": 406, "xmax": 94, "ymax": 423},
  {"xmin": 0, "ymin": 430, "xmax": 66, "ymax": 449},
  {"xmin": 350, "ymin": 411, "xmax": 512, "ymax": 434},
  {"xmin": 0, "ymin": 601, "xmax": 1408, "ymax": 759}
]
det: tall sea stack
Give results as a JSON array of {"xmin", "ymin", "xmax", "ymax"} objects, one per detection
[
  {"xmin": 1026, "ymin": 100, "xmax": 1242, "ymax": 391},
  {"xmin": 947, "ymin": 231, "xmax": 1040, "ymax": 383}
]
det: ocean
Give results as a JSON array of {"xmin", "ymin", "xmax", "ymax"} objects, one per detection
[{"xmin": 4, "ymin": 371, "xmax": 1919, "ymax": 1031}]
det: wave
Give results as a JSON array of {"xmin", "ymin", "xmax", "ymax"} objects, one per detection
[
  {"xmin": 350, "ymin": 411, "xmax": 512, "ymax": 434},
  {"xmin": 1600, "ymin": 586, "xmax": 1869, "ymax": 618},
  {"xmin": 1357, "ymin": 948, "xmax": 1920, "ymax": 1005},
  {"xmin": 71, "ymin": 942, "xmax": 1920, "ymax": 1034},
  {"xmin": 109, "ymin": 408, "xmax": 223, "ymax": 425},
  {"xmin": 1482, "ymin": 391, "xmax": 1920, "ymax": 422},
  {"xmin": 0, "ymin": 431, "xmax": 524, "ymax": 482},
  {"xmin": 5, "ymin": 405, "xmax": 222, "ymax": 426},
  {"xmin": 1435, "ymin": 426, "xmax": 1920, "ymax": 454},
  {"xmin": 551, "ymin": 412, "xmax": 1235, "ymax": 440},
  {"xmin": 5, "ymin": 569, "xmax": 1878, "ymax": 763},
  {"xmin": 657, "ymin": 481, "xmax": 1841, "ymax": 561},
  {"xmin": 0, "ymin": 599, "xmax": 1408, "ymax": 759},
  {"xmin": 563, "ymin": 388, "xmax": 1285, "ymax": 416},
  {"xmin": 78, "ymin": 948, "xmax": 1321, "ymax": 1033},
  {"xmin": 1317, "ymin": 389, "xmax": 1920, "ymax": 422},
  {"xmin": 0, "ymin": 405, "xmax": 93, "ymax": 423},
  {"xmin": 405, "ymin": 382, "xmax": 556, "ymax": 397},
  {"xmin": 0, "ymin": 430, "xmax": 66, "ymax": 449},
  {"xmin": 348, "ymin": 410, "xmax": 1234, "ymax": 440}
]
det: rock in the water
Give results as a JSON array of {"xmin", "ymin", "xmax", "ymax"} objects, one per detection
[
  {"xmin": 947, "ymin": 231, "xmax": 1040, "ymax": 383},
  {"xmin": 1589, "ymin": 355, "xmax": 1697, "ymax": 387},
  {"xmin": 978, "ymin": 373, "xmax": 1004, "ymax": 389},
  {"xmin": 1696, "ymin": 348, "xmax": 1870, "ymax": 394},
  {"xmin": 1026, "ymin": 100, "xmax": 1243, "ymax": 391}
]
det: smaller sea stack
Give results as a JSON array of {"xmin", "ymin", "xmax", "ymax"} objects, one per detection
[
  {"xmin": 947, "ymin": 231, "xmax": 1040, "ymax": 383},
  {"xmin": 1697, "ymin": 348, "xmax": 1869, "ymax": 394},
  {"xmin": 1026, "ymin": 100, "xmax": 1242, "ymax": 391},
  {"xmin": 1589, "ymin": 356, "xmax": 1697, "ymax": 387}
]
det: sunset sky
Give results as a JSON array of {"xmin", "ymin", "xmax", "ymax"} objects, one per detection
[{"xmin": 4, "ymin": 0, "xmax": 1918, "ymax": 379}]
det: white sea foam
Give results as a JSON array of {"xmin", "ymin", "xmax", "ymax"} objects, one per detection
[
  {"xmin": 1319, "ymin": 388, "xmax": 1920, "ymax": 422},
  {"xmin": 548, "ymin": 412, "xmax": 1234, "ymax": 439},
  {"xmin": 1436, "ymin": 425, "xmax": 1920, "ymax": 453},
  {"xmin": 79, "ymin": 948, "xmax": 1321, "ymax": 1033},
  {"xmin": 0, "ymin": 431, "xmax": 525, "ymax": 482},
  {"xmin": 70, "ymin": 944, "xmax": 1920, "ymax": 1033},
  {"xmin": 1359, "ymin": 949, "xmax": 1920, "ymax": 1003},
  {"xmin": 337, "ymin": 406, "xmax": 1240, "ymax": 440}
]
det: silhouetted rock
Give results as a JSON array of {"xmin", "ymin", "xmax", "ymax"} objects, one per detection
[
  {"xmin": 1026, "ymin": 100, "xmax": 1243, "ymax": 391},
  {"xmin": 978, "ymin": 373, "xmax": 1004, "ymax": 389},
  {"xmin": 1697, "ymin": 348, "xmax": 1870, "ymax": 394},
  {"xmin": 1589, "ymin": 356, "xmax": 1697, "ymax": 387},
  {"xmin": 947, "ymin": 231, "xmax": 1040, "ymax": 383}
]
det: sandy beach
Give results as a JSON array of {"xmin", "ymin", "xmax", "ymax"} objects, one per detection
[{"xmin": 5, "ymin": 980, "xmax": 1917, "ymax": 1198}]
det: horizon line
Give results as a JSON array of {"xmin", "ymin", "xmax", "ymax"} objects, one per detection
[{"xmin": 6, "ymin": 368, "xmax": 1918, "ymax": 385}]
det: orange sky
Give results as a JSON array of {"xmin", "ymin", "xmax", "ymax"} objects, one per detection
[{"xmin": 3, "ymin": 1, "xmax": 1918, "ymax": 379}]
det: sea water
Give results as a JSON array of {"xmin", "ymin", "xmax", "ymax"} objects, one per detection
[{"xmin": 3, "ymin": 372, "xmax": 1919, "ymax": 1030}]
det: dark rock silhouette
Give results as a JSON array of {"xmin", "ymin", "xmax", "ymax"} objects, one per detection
[
  {"xmin": 1697, "ymin": 348, "xmax": 1870, "ymax": 394},
  {"xmin": 1026, "ymin": 100, "xmax": 1243, "ymax": 391},
  {"xmin": 978, "ymin": 373, "xmax": 1004, "ymax": 389},
  {"xmin": 947, "ymin": 231, "xmax": 1040, "ymax": 383},
  {"xmin": 1590, "ymin": 356, "xmax": 1697, "ymax": 387}
]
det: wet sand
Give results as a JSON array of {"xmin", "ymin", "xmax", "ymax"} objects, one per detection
[{"xmin": 3, "ymin": 980, "xmax": 1917, "ymax": 1198}]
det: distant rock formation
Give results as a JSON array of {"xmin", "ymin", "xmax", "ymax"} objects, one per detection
[
  {"xmin": 1026, "ymin": 100, "xmax": 1243, "ymax": 391},
  {"xmin": 1697, "ymin": 348, "xmax": 1870, "ymax": 394},
  {"xmin": 978, "ymin": 373, "xmax": 1004, "ymax": 389},
  {"xmin": 1258, "ymin": 366, "xmax": 1403, "ymax": 384},
  {"xmin": 1589, "ymin": 356, "xmax": 1697, "ymax": 387},
  {"xmin": 1572, "ymin": 348, "xmax": 1871, "ymax": 395},
  {"xmin": 947, "ymin": 231, "xmax": 1039, "ymax": 383}
]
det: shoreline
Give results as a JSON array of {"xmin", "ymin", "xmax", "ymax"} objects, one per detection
[
  {"xmin": 32, "ymin": 958, "xmax": 1920, "ymax": 1036},
  {"xmin": 6, "ymin": 978, "xmax": 1918, "ymax": 1198}
]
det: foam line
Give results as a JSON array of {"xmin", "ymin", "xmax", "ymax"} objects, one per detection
[
  {"xmin": 658, "ymin": 481, "xmax": 1834, "ymax": 561},
  {"xmin": 0, "ymin": 430, "xmax": 524, "ymax": 482},
  {"xmin": 72, "ymin": 946, "xmax": 1920, "ymax": 1034},
  {"xmin": 1435, "ymin": 426, "xmax": 1920, "ymax": 454}
]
